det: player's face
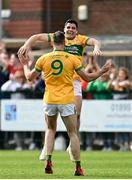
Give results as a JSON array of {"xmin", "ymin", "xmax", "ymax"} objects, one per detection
[{"xmin": 64, "ymin": 23, "xmax": 78, "ymax": 40}]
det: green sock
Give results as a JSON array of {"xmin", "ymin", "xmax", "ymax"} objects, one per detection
[
  {"xmin": 75, "ymin": 161, "xmax": 81, "ymax": 168},
  {"xmin": 46, "ymin": 155, "xmax": 52, "ymax": 161}
]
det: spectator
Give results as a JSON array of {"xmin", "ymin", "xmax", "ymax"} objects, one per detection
[
  {"xmin": 82, "ymin": 56, "xmax": 100, "ymax": 99},
  {"xmin": 34, "ymin": 73, "xmax": 45, "ymax": 98},
  {"xmin": 0, "ymin": 41, "xmax": 6, "ymax": 54},
  {"xmin": 1, "ymin": 70, "xmax": 32, "ymax": 98},
  {"xmin": 81, "ymin": 57, "xmax": 101, "ymax": 150},
  {"xmin": 86, "ymin": 70, "xmax": 113, "ymax": 150},
  {"xmin": 109, "ymin": 61, "xmax": 118, "ymax": 81},
  {"xmin": 110, "ymin": 67, "xmax": 130, "ymax": 100},
  {"xmin": 0, "ymin": 53, "xmax": 23, "ymax": 80},
  {"xmin": 109, "ymin": 67, "xmax": 131, "ymax": 151},
  {"xmin": 87, "ymin": 70, "xmax": 113, "ymax": 99},
  {"xmin": 0, "ymin": 53, "xmax": 10, "ymax": 100},
  {"xmin": 1, "ymin": 70, "xmax": 34, "ymax": 150}
]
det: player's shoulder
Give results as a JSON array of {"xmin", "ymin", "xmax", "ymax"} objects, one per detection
[
  {"xmin": 76, "ymin": 33, "xmax": 89, "ymax": 40},
  {"xmin": 64, "ymin": 52, "xmax": 80, "ymax": 62},
  {"xmin": 77, "ymin": 33, "xmax": 88, "ymax": 37},
  {"xmin": 40, "ymin": 51, "xmax": 53, "ymax": 59},
  {"xmin": 63, "ymin": 51, "xmax": 75, "ymax": 58}
]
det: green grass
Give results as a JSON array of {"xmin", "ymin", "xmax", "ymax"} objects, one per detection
[{"xmin": 0, "ymin": 150, "xmax": 132, "ymax": 179}]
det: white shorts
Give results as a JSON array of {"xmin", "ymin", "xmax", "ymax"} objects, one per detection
[
  {"xmin": 73, "ymin": 80, "xmax": 82, "ymax": 97},
  {"xmin": 43, "ymin": 103, "xmax": 76, "ymax": 117}
]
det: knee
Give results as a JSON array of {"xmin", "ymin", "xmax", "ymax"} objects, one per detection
[
  {"xmin": 68, "ymin": 130, "xmax": 77, "ymax": 138},
  {"xmin": 47, "ymin": 124, "xmax": 56, "ymax": 132},
  {"xmin": 47, "ymin": 127, "xmax": 56, "ymax": 135}
]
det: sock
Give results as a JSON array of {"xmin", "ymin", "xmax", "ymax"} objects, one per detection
[
  {"xmin": 46, "ymin": 155, "xmax": 52, "ymax": 162},
  {"xmin": 75, "ymin": 161, "xmax": 81, "ymax": 168}
]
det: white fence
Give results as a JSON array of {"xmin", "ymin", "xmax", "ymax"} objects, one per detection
[{"xmin": 1, "ymin": 99, "xmax": 132, "ymax": 132}]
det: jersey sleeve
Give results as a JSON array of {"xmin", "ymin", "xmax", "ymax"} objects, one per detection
[
  {"xmin": 35, "ymin": 56, "xmax": 44, "ymax": 72},
  {"xmin": 47, "ymin": 33, "xmax": 51, "ymax": 42},
  {"xmin": 79, "ymin": 34, "xmax": 90, "ymax": 46},
  {"xmin": 48, "ymin": 33, "xmax": 54, "ymax": 42},
  {"xmin": 73, "ymin": 56, "xmax": 83, "ymax": 72}
]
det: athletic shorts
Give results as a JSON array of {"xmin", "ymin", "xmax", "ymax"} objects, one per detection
[
  {"xmin": 43, "ymin": 103, "xmax": 76, "ymax": 117},
  {"xmin": 73, "ymin": 80, "xmax": 82, "ymax": 97}
]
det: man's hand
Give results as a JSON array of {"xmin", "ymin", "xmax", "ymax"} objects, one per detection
[
  {"xmin": 87, "ymin": 38, "xmax": 102, "ymax": 56},
  {"xmin": 17, "ymin": 45, "xmax": 31, "ymax": 59},
  {"xmin": 93, "ymin": 47, "xmax": 102, "ymax": 56},
  {"xmin": 100, "ymin": 59, "xmax": 113, "ymax": 74},
  {"xmin": 18, "ymin": 53, "xmax": 29, "ymax": 66}
]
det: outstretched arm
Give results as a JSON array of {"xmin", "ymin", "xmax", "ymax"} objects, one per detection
[
  {"xmin": 85, "ymin": 56, "xmax": 101, "ymax": 73},
  {"xmin": 18, "ymin": 53, "xmax": 40, "ymax": 81},
  {"xmin": 87, "ymin": 38, "xmax": 102, "ymax": 56},
  {"xmin": 18, "ymin": 33, "xmax": 51, "ymax": 57},
  {"xmin": 77, "ymin": 60, "xmax": 112, "ymax": 82}
]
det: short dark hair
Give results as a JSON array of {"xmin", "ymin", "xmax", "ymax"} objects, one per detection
[
  {"xmin": 53, "ymin": 31, "xmax": 65, "ymax": 44},
  {"xmin": 64, "ymin": 19, "xmax": 78, "ymax": 28}
]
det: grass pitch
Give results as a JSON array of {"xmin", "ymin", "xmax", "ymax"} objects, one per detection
[{"xmin": 0, "ymin": 150, "xmax": 132, "ymax": 179}]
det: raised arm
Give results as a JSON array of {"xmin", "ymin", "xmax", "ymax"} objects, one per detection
[
  {"xmin": 18, "ymin": 33, "xmax": 51, "ymax": 58},
  {"xmin": 87, "ymin": 38, "xmax": 102, "ymax": 56},
  {"xmin": 18, "ymin": 53, "xmax": 40, "ymax": 81},
  {"xmin": 77, "ymin": 60, "xmax": 112, "ymax": 82}
]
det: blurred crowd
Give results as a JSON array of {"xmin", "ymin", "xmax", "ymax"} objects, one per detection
[
  {"xmin": 82, "ymin": 52, "xmax": 132, "ymax": 100},
  {"xmin": 0, "ymin": 41, "xmax": 45, "ymax": 150},
  {"xmin": 81, "ymin": 52, "xmax": 132, "ymax": 151},
  {"xmin": 0, "ymin": 41, "xmax": 45, "ymax": 98},
  {"xmin": 0, "ymin": 41, "xmax": 132, "ymax": 151}
]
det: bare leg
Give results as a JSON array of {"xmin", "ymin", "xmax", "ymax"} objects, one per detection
[
  {"xmin": 39, "ymin": 114, "xmax": 57, "ymax": 160},
  {"xmin": 66, "ymin": 95, "xmax": 82, "ymax": 152},
  {"xmin": 62, "ymin": 114, "xmax": 80, "ymax": 161},
  {"xmin": 44, "ymin": 114, "xmax": 57, "ymax": 155},
  {"xmin": 74, "ymin": 95, "xmax": 82, "ymax": 135},
  {"xmin": 43, "ymin": 114, "xmax": 57, "ymax": 174}
]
